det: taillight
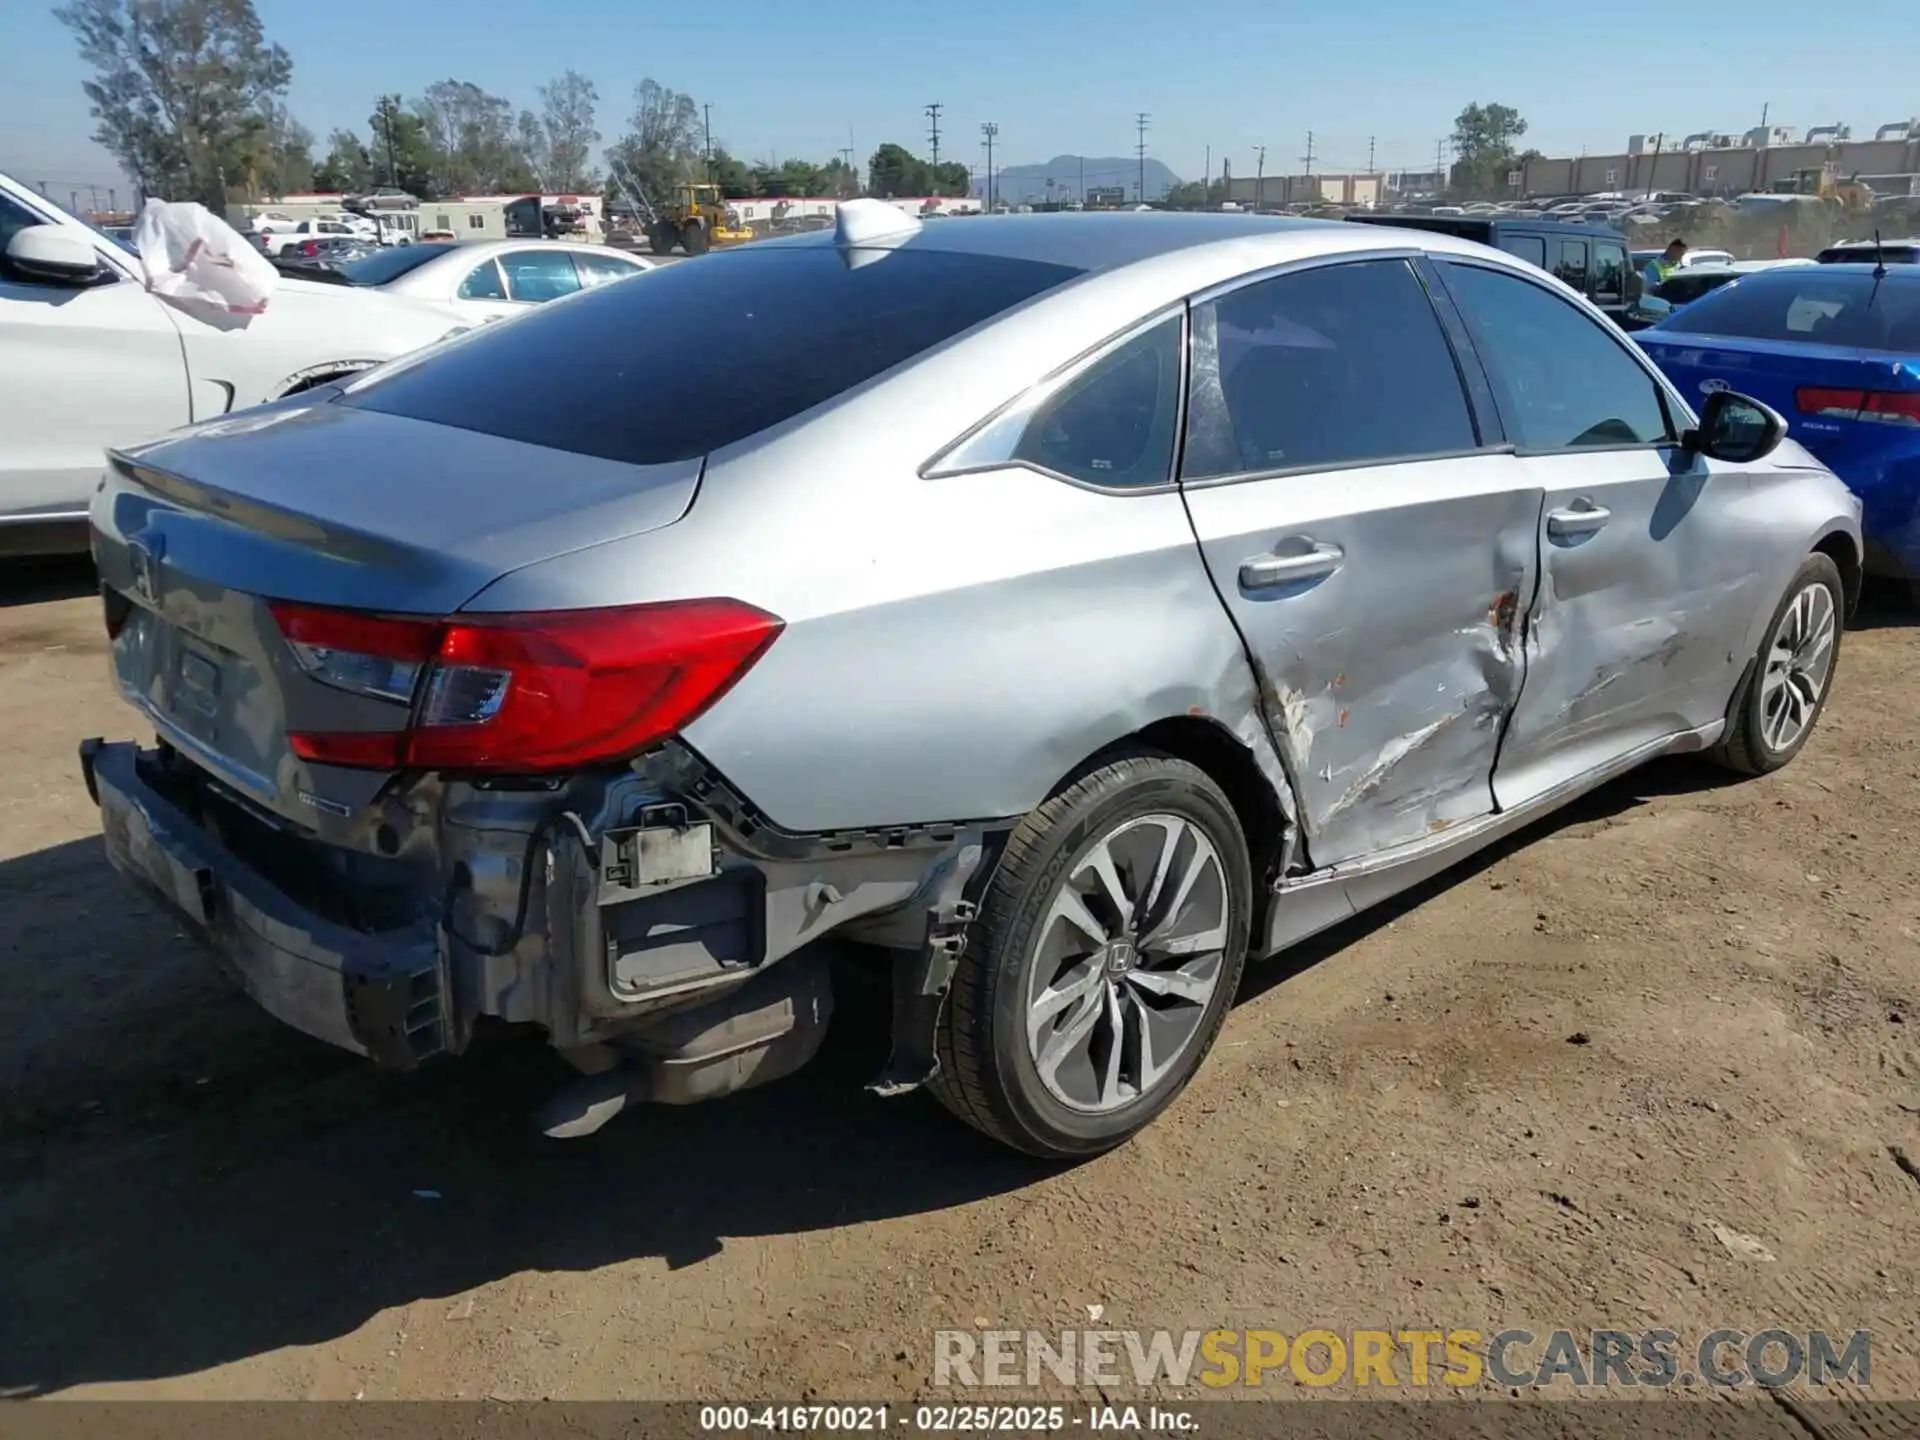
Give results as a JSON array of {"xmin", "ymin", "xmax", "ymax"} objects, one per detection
[
  {"xmin": 1796, "ymin": 387, "xmax": 1920, "ymax": 426},
  {"xmin": 299, "ymin": 239, "xmax": 320, "ymax": 256},
  {"xmin": 269, "ymin": 599, "xmax": 782, "ymax": 773}
]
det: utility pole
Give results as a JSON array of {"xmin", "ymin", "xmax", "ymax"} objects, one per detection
[
  {"xmin": 981, "ymin": 122, "xmax": 998, "ymax": 209},
  {"xmin": 1367, "ymin": 136, "xmax": 1376, "ymax": 174},
  {"xmin": 1078, "ymin": 156, "xmax": 1084, "ymax": 202},
  {"xmin": 1435, "ymin": 138, "xmax": 1446, "ymax": 190},
  {"xmin": 1301, "ymin": 130, "xmax": 1315, "ymax": 178},
  {"xmin": 1255, "ymin": 145, "xmax": 1265, "ymax": 210},
  {"xmin": 703, "ymin": 104, "xmax": 714, "ymax": 181},
  {"xmin": 1134, "ymin": 112, "xmax": 1151, "ymax": 202},
  {"xmin": 925, "ymin": 103, "xmax": 943, "ymax": 169},
  {"xmin": 1204, "ymin": 144, "xmax": 1211, "ymax": 204}
]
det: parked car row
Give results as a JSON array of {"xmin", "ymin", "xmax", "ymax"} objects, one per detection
[
  {"xmin": 71, "ymin": 202, "xmax": 1867, "ymax": 1160},
  {"xmin": 0, "ymin": 172, "xmax": 661, "ymax": 553}
]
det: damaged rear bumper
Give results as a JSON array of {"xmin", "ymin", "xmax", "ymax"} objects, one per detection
[{"xmin": 79, "ymin": 739, "xmax": 447, "ymax": 1067}]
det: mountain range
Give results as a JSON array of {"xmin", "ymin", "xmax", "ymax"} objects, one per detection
[{"xmin": 975, "ymin": 154, "xmax": 1184, "ymax": 205}]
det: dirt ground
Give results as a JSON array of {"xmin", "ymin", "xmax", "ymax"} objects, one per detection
[{"xmin": 2, "ymin": 555, "xmax": 1917, "ymax": 1410}]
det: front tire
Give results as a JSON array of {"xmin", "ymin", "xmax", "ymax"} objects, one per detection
[
  {"xmin": 680, "ymin": 221, "xmax": 710, "ymax": 255},
  {"xmin": 930, "ymin": 749, "xmax": 1252, "ymax": 1160},
  {"xmin": 1714, "ymin": 552, "xmax": 1844, "ymax": 775}
]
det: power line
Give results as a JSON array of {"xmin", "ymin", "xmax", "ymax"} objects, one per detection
[
  {"xmin": 925, "ymin": 103, "xmax": 943, "ymax": 168},
  {"xmin": 1134, "ymin": 112, "xmax": 1151, "ymax": 202}
]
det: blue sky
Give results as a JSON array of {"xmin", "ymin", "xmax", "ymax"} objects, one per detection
[{"xmin": 2, "ymin": 0, "xmax": 1913, "ymax": 199}]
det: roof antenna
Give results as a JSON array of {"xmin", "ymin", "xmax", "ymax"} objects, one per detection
[{"xmin": 1871, "ymin": 228, "xmax": 1888, "ymax": 280}]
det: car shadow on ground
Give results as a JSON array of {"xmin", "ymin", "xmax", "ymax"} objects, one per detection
[
  {"xmin": 0, "ymin": 754, "xmax": 1738, "ymax": 1396},
  {"xmin": 0, "ymin": 554, "xmax": 96, "ymax": 609},
  {"xmin": 1849, "ymin": 578, "xmax": 1919, "ymax": 632}
]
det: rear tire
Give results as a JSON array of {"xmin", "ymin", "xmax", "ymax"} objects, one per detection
[
  {"xmin": 929, "ymin": 749, "xmax": 1252, "ymax": 1160},
  {"xmin": 1713, "ymin": 552, "xmax": 1844, "ymax": 776}
]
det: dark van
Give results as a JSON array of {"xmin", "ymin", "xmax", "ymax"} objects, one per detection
[{"xmin": 1345, "ymin": 214, "xmax": 1639, "ymax": 327}]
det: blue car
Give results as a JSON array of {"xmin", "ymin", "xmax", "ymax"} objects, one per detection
[{"xmin": 1636, "ymin": 263, "xmax": 1920, "ymax": 584}]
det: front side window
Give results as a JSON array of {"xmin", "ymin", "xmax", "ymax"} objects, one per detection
[
  {"xmin": 0, "ymin": 192, "xmax": 45, "ymax": 256},
  {"xmin": 1181, "ymin": 258, "xmax": 1478, "ymax": 480},
  {"xmin": 1010, "ymin": 317, "xmax": 1182, "ymax": 489},
  {"xmin": 1440, "ymin": 261, "xmax": 1673, "ymax": 450},
  {"xmin": 501, "ymin": 250, "xmax": 582, "ymax": 303},
  {"xmin": 1593, "ymin": 242, "xmax": 1626, "ymax": 303},
  {"xmin": 573, "ymin": 252, "xmax": 646, "ymax": 288}
]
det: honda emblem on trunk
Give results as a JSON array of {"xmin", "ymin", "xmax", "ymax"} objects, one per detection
[{"xmin": 128, "ymin": 532, "xmax": 165, "ymax": 603}]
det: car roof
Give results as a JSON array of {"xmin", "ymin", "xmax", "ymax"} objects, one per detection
[{"xmin": 740, "ymin": 211, "xmax": 1513, "ymax": 274}]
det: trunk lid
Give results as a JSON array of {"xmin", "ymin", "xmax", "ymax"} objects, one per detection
[
  {"xmin": 1637, "ymin": 332, "xmax": 1920, "ymax": 471},
  {"xmin": 92, "ymin": 399, "xmax": 703, "ymax": 829}
]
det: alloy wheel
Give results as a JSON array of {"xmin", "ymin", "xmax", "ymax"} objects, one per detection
[
  {"xmin": 1024, "ymin": 814, "xmax": 1232, "ymax": 1114},
  {"xmin": 1759, "ymin": 580, "xmax": 1838, "ymax": 752}
]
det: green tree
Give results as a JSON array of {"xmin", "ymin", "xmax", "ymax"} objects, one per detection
[
  {"xmin": 604, "ymin": 78, "xmax": 703, "ymax": 208},
  {"xmin": 313, "ymin": 128, "xmax": 371, "ymax": 192},
  {"xmin": 710, "ymin": 148, "xmax": 757, "ymax": 198},
  {"xmin": 1448, "ymin": 102, "xmax": 1529, "ymax": 200},
  {"xmin": 412, "ymin": 78, "xmax": 534, "ymax": 195},
  {"xmin": 55, "ymin": 0, "xmax": 296, "ymax": 208},
  {"xmin": 820, "ymin": 156, "xmax": 860, "ymax": 197},
  {"xmin": 868, "ymin": 142, "xmax": 926, "ymax": 197},
  {"xmin": 367, "ymin": 95, "xmax": 438, "ymax": 195},
  {"xmin": 535, "ymin": 70, "xmax": 600, "ymax": 191}
]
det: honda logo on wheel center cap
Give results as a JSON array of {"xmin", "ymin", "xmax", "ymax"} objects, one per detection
[{"xmin": 1104, "ymin": 938, "xmax": 1137, "ymax": 975}]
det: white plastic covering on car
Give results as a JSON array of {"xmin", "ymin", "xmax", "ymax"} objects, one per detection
[{"xmin": 133, "ymin": 198, "xmax": 279, "ymax": 318}]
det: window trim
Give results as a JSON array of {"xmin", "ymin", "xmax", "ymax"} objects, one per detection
[
  {"xmin": 919, "ymin": 303, "xmax": 1191, "ymax": 496},
  {"xmin": 1176, "ymin": 250, "xmax": 1506, "ymax": 492},
  {"xmin": 1429, "ymin": 255, "xmax": 1695, "ymax": 455}
]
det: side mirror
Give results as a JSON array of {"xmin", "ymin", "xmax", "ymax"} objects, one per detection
[
  {"xmin": 4, "ymin": 224, "xmax": 106, "ymax": 285},
  {"xmin": 1684, "ymin": 389, "xmax": 1786, "ymax": 464}
]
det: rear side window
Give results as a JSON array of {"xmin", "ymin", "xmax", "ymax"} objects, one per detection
[
  {"xmin": 1498, "ymin": 234, "xmax": 1547, "ymax": 269},
  {"xmin": 1660, "ymin": 273, "xmax": 1920, "ymax": 350},
  {"xmin": 347, "ymin": 245, "xmax": 1084, "ymax": 464},
  {"xmin": 1440, "ymin": 261, "xmax": 1673, "ymax": 450},
  {"xmin": 1181, "ymin": 258, "xmax": 1478, "ymax": 480},
  {"xmin": 1011, "ymin": 317, "xmax": 1181, "ymax": 489}
]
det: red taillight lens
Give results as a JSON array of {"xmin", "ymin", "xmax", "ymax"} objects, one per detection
[
  {"xmin": 299, "ymin": 239, "xmax": 320, "ymax": 256},
  {"xmin": 1795, "ymin": 386, "xmax": 1864, "ymax": 417},
  {"xmin": 1861, "ymin": 391, "xmax": 1920, "ymax": 427},
  {"xmin": 1796, "ymin": 387, "xmax": 1920, "ymax": 426},
  {"xmin": 271, "ymin": 599, "xmax": 782, "ymax": 774}
]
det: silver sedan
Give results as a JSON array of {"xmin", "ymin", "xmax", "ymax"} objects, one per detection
[
  {"xmin": 327, "ymin": 237, "xmax": 655, "ymax": 323},
  {"xmin": 82, "ymin": 204, "xmax": 1860, "ymax": 1159}
]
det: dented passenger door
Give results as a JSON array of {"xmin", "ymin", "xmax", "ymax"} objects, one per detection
[
  {"xmin": 1177, "ymin": 257, "xmax": 1539, "ymax": 868},
  {"xmin": 1431, "ymin": 259, "xmax": 1761, "ymax": 809}
]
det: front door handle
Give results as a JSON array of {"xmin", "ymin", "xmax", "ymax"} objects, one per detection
[
  {"xmin": 1546, "ymin": 502, "xmax": 1612, "ymax": 538},
  {"xmin": 1239, "ymin": 541, "xmax": 1345, "ymax": 590}
]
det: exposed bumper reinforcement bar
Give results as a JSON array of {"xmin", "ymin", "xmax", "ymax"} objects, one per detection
[{"xmin": 79, "ymin": 738, "xmax": 448, "ymax": 1068}]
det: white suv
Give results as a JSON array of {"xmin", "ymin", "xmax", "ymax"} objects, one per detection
[{"xmin": 0, "ymin": 173, "xmax": 470, "ymax": 554}]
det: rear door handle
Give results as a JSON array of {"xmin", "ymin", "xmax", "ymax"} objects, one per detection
[
  {"xmin": 1238, "ymin": 541, "xmax": 1345, "ymax": 590},
  {"xmin": 1546, "ymin": 503, "xmax": 1612, "ymax": 538}
]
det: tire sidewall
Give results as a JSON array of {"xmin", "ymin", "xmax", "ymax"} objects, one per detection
[
  {"xmin": 1741, "ymin": 554, "xmax": 1845, "ymax": 771},
  {"xmin": 982, "ymin": 765, "xmax": 1251, "ymax": 1155}
]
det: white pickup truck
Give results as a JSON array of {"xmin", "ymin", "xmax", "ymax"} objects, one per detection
[{"xmin": 0, "ymin": 173, "xmax": 471, "ymax": 555}]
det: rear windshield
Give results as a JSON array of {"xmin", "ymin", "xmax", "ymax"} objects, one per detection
[
  {"xmin": 345, "ymin": 244, "xmax": 1085, "ymax": 463},
  {"xmin": 1816, "ymin": 245, "xmax": 1920, "ymax": 265},
  {"xmin": 339, "ymin": 242, "xmax": 458, "ymax": 285},
  {"xmin": 1655, "ymin": 272, "xmax": 1740, "ymax": 305},
  {"xmin": 1657, "ymin": 271, "xmax": 1920, "ymax": 350}
]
